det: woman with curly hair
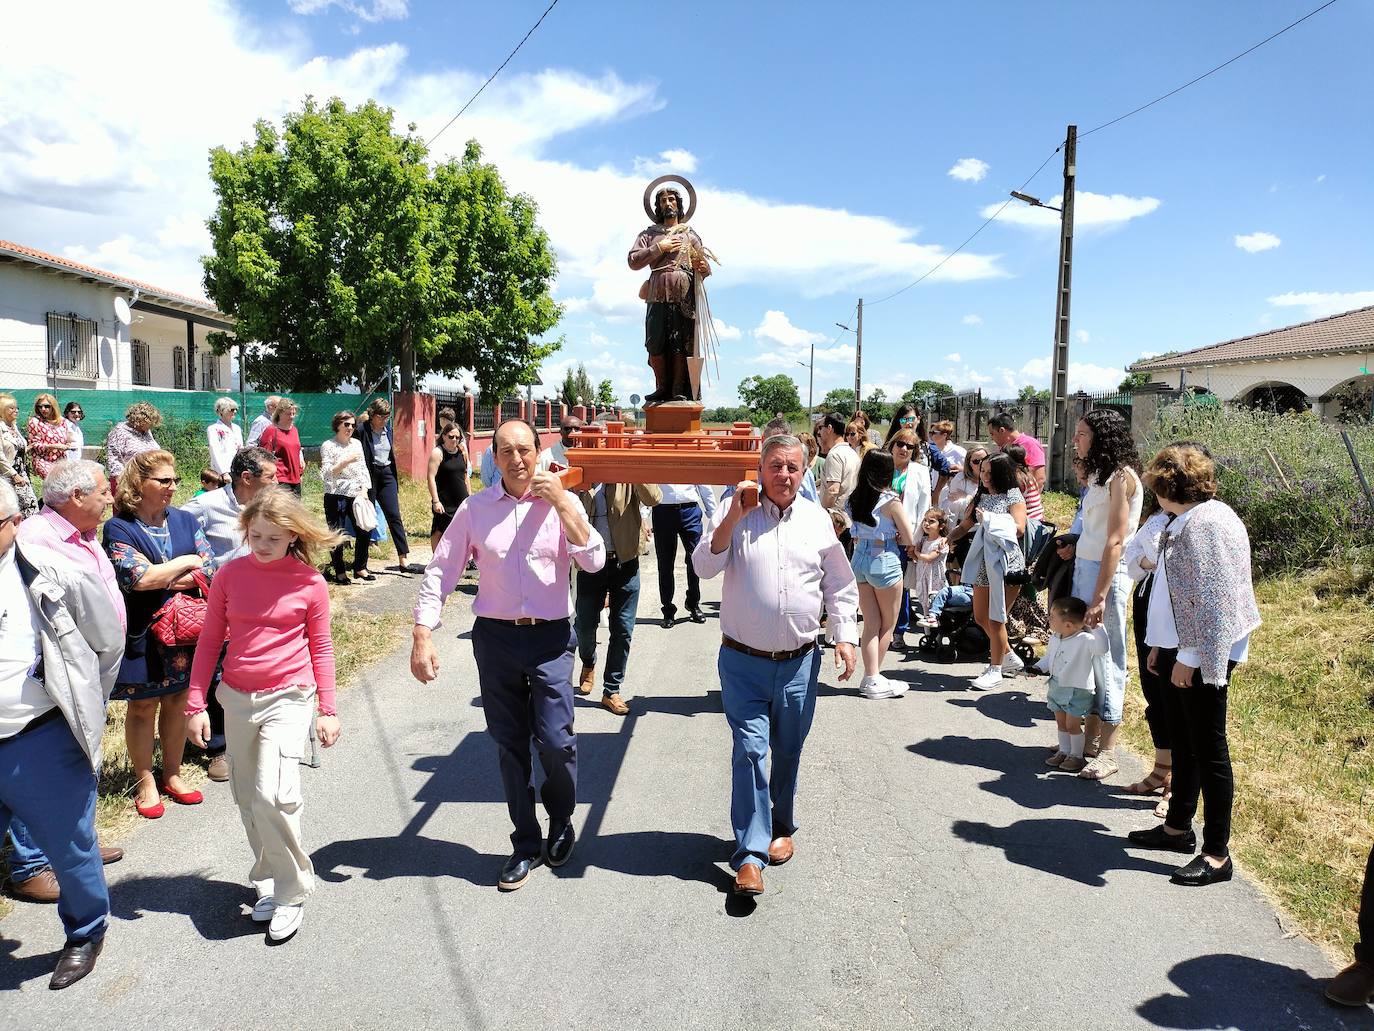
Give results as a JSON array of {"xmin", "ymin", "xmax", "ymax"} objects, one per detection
[
  {"xmin": 0, "ymin": 392, "xmax": 39, "ymax": 515},
  {"xmin": 105, "ymin": 401, "xmax": 162, "ymax": 486},
  {"xmin": 1060, "ymin": 408, "xmax": 1142, "ymax": 780},
  {"xmin": 26, "ymin": 392, "xmax": 73, "ymax": 480}
]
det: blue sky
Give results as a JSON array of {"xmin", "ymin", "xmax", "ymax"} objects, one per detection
[{"xmin": 4, "ymin": 0, "xmax": 1372, "ymax": 405}]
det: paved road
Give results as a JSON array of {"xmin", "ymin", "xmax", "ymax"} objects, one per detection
[{"xmin": 2, "ymin": 559, "xmax": 1367, "ymax": 1030}]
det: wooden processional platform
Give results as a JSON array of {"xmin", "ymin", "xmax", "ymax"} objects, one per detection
[{"xmin": 554, "ymin": 402, "xmax": 761, "ymax": 489}]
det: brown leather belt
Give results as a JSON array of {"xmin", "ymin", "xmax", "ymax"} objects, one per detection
[
  {"xmin": 483, "ymin": 616, "xmax": 557, "ymax": 626},
  {"xmin": 721, "ymin": 635, "xmax": 817, "ymax": 662}
]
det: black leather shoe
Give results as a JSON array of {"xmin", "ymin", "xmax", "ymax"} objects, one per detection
[
  {"xmin": 660, "ymin": 610, "xmax": 675, "ymax": 629},
  {"xmin": 498, "ymin": 854, "xmax": 533, "ymax": 892},
  {"xmin": 688, "ymin": 606, "xmax": 707, "ymax": 624},
  {"xmin": 546, "ymin": 821, "xmax": 576, "ymax": 868},
  {"xmin": 1127, "ymin": 824, "xmax": 1197, "ymax": 853},
  {"xmin": 1171, "ymin": 854, "xmax": 1233, "ymax": 886},
  {"xmin": 49, "ymin": 937, "xmax": 103, "ymax": 990}
]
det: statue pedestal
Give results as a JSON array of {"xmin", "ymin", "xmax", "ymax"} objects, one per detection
[{"xmin": 644, "ymin": 401, "xmax": 703, "ymax": 435}]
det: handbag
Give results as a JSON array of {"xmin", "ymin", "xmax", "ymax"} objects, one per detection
[
  {"xmin": 149, "ymin": 569, "xmax": 212, "ymax": 648},
  {"xmin": 351, "ymin": 493, "xmax": 377, "ymax": 532}
]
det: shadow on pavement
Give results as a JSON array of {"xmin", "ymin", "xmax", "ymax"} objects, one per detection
[
  {"xmin": 952, "ymin": 817, "xmax": 1177, "ymax": 887},
  {"xmin": 0, "ymin": 935, "xmax": 61, "ymax": 991},
  {"xmin": 312, "ymin": 833, "xmax": 503, "ymax": 889},
  {"xmin": 946, "ymin": 688, "xmax": 1048, "ymax": 729},
  {"xmin": 561, "ymin": 829, "xmax": 735, "ymax": 889},
  {"xmin": 885, "ymin": 669, "xmax": 973, "ymax": 693},
  {"xmin": 107, "ymin": 874, "xmax": 261, "ymax": 941},
  {"xmin": 1135, "ymin": 953, "xmax": 1374, "ymax": 1030}
]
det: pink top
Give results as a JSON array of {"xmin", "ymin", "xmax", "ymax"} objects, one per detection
[
  {"xmin": 1015, "ymin": 432, "xmax": 1046, "ymax": 473},
  {"xmin": 18, "ymin": 508, "xmax": 126, "ymax": 630},
  {"xmin": 414, "ymin": 480, "xmax": 605, "ymax": 628},
  {"xmin": 187, "ymin": 553, "xmax": 336, "ymax": 715},
  {"xmin": 25, "ymin": 418, "xmax": 70, "ymax": 479}
]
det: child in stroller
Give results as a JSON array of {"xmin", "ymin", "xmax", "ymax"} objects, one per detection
[{"xmin": 918, "ymin": 566, "xmax": 1049, "ymax": 666}]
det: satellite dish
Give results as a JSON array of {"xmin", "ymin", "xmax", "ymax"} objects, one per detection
[
  {"xmin": 113, "ymin": 296, "xmax": 132, "ymax": 326},
  {"xmin": 630, "ymin": 393, "xmax": 641, "ymax": 406}
]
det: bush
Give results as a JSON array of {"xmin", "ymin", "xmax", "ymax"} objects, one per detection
[{"xmin": 1147, "ymin": 404, "xmax": 1374, "ymax": 576}]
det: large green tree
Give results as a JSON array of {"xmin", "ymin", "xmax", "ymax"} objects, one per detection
[
  {"xmin": 203, "ymin": 97, "xmax": 560, "ymax": 396},
  {"xmin": 901, "ymin": 379, "xmax": 955, "ymax": 406},
  {"xmin": 821, "ymin": 387, "xmax": 857, "ymax": 414},
  {"xmin": 737, "ymin": 374, "xmax": 801, "ymax": 417},
  {"xmin": 861, "ymin": 388, "xmax": 892, "ymax": 422},
  {"xmin": 595, "ymin": 379, "xmax": 619, "ymax": 407},
  {"xmin": 559, "ymin": 363, "xmax": 595, "ymax": 407}
]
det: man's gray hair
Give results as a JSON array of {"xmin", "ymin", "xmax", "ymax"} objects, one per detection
[
  {"xmin": 762, "ymin": 418, "xmax": 791, "ymax": 437},
  {"xmin": 760, "ymin": 433, "xmax": 804, "ymax": 463},
  {"xmin": 0, "ymin": 479, "xmax": 18, "ymax": 520},
  {"xmin": 41, "ymin": 459, "xmax": 104, "ymax": 508}
]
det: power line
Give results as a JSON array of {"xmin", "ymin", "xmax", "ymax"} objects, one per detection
[
  {"xmin": 426, "ymin": 0, "xmax": 562, "ymax": 149},
  {"xmin": 1079, "ymin": 0, "xmax": 1341, "ymax": 139}
]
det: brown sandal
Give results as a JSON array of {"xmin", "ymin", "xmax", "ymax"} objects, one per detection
[
  {"xmin": 1124, "ymin": 764, "xmax": 1171, "ymax": 796},
  {"xmin": 1153, "ymin": 791, "xmax": 1172, "ymax": 820}
]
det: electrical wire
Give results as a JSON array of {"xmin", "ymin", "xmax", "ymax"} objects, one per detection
[
  {"xmin": 1079, "ymin": 0, "xmax": 1341, "ymax": 139},
  {"xmin": 426, "ymin": 0, "xmax": 562, "ymax": 148}
]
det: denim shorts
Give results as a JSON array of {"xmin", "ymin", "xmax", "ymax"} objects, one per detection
[
  {"xmin": 1046, "ymin": 678, "xmax": 1095, "ymax": 718},
  {"xmin": 850, "ymin": 538, "xmax": 902, "ymax": 588}
]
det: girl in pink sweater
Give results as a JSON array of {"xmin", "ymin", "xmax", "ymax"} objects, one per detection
[{"xmin": 187, "ymin": 490, "xmax": 343, "ymax": 943}]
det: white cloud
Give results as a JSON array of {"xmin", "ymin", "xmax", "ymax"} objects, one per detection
[
  {"xmin": 1076, "ymin": 329, "xmax": 1090, "ymax": 344},
  {"xmin": 944, "ymin": 352, "xmax": 961, "ymax": 363},
  {"xmin": 986, "ymin": 191, "xmax": 1161, "ymax": 229},
  {"xmin": 943, "ymin": 354, "xmax": 1124, "ymax": 396},
  {"xmin": 948, "ymin": 158, "xmax": 989, "ymax": 183},
  {"xmin": 632, "ymin": 148, "xmax": 698, "ymax": 176},
  {"xmin": 752, "ymin": 310, "xmax": 855, "ymax": 368},
  {"xmin": 712, "ymin": 317, "xmax": 742, "ymax": 341},
  {"xmin": 961, "ymin": 314, "xmax": 982, "ymax": 326},
  {"xmin": 289, "ymin": 0, "xmax": 409, "ymax": 22},
  {"xmin": 1235, "ymin": 231, "xmax": 1280, "ymax": 253},
  {"xmin": 1267, "ymin": 291, "xmax": 1374, "ymax": 318},
  {"xmin": 1315, "ymin": 174, "xmax": 1327, "ymax": 184}
]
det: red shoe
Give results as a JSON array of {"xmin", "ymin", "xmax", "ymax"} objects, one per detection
[
  {"xmin": 135, "ymin": 797, "xmax": 165, "ymax": 819},
  {"xmin": 159, "ymin": 782, "xmax": 204, "ymax": 806}
]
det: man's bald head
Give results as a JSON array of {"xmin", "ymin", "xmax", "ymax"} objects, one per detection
[
  {"xmin": 493, "ymin": 419, "xmax": 541, "ymax": 495},
  {"xmin": 494, "ymin": 419, "xmax": 540, "ymax": 451}
]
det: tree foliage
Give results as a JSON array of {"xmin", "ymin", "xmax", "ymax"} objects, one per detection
[
  {"xmin": 1017, "ymin": 384, "xmax": 1052, "ymax": 404},
  {"xmin": 1118, "ymin": 370, "xmax": 1153, "ymax": 393},
  {"xmin": 737, "ymin": 374, "xmax": 802, "ymax": 417},
  {"xmin": 595, "ymin": 379, "xmax": 619, "ymax": 407},
  {"xmin": 861, "ymin": 388, "xmax": 892, "ymax": 422},
  {"xmin": 203, "ymin": 96, "xmax": 561, "ymax": 396},
  {"xmin": 821, "ymin": 387, "xmax": 857, "ymax": 414},
  {"xmin": 901, "ymin": 379, "xmax": 955, "ymax": 405},
  {"xmin": 559, "ymin": 364, "xmax": 596, "ymax": 407}
]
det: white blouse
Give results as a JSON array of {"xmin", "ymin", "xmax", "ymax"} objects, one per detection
[{"xmin": 320, "ymin": 438, "xmax": 369, "ymax": 497}]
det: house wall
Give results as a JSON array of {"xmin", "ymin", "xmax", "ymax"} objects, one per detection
[{"xmin": 1146, "ymin": 351, "xmax": 1374, "ymax": 413}]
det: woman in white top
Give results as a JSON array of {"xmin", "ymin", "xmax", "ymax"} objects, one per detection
[
  {"xmin": 62, "ymin": 400, "xmax": 86, "ymax": 461},
  {"xmin": 1061, "ymin": 409, "xmax": 1142, "ymax": 781},
  {"xmin": 320, "ymin": 410, "xmax": 373, "ymax": 584},
  {"xmin": 206, "ymin": 397, "xmax": 244, "ymax": 483},
  {"xmin": 888, "ymin": 428, "xmax": 930, "ymax": 649}
]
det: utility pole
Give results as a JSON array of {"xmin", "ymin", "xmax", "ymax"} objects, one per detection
[
  {"xmin": 853, "ymin": 298, "xmax": 864, "ymax": 415},
  {"xmin": 807, "ymin": 340, "xmax": 815, "ymax": 413},
  {"xmin": 1049, "ymin": 125, "xmax": 1077, "ymax": 489}
]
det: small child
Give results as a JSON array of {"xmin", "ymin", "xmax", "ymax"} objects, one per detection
[
  {"xmin": 1041, "ymin": 596, "xmax": 1109, "ymax": 773},
  {"xmin": 918, "ymin": 566, "xmax": 971, "ymax": 628},
  {"xmin": 909, "ymin": 508, "xmax": 949, "ymax": 617},
  {"xmin": 196, "ymin": 468, "xmax": 222, "ymax": 495}
]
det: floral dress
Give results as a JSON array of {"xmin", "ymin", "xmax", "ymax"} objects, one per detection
[
  {"xmin": 104, "ymin": 421, "xmax": 160, "ymax": 480},
  {"xmin": 26, "ymin": 416, "xmax": 70, "ymax": 479},
  {"xmin": 972, "ymin": 487, "xmax": 1025, "ymax": 588},
  {"xmin": 911, "ymin": 536, "xmax": 949, "ymax": 612},
  {"xmin": 0, "ymin": 421, "xmax": 38, "ymax": 515}
]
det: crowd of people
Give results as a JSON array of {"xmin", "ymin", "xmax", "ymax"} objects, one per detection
[{"xmin": 6, "ymin": 391, "xmax": 1374, "ymax": 1012}]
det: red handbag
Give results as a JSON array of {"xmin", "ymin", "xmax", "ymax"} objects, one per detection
[{"xmin": 150, "ymin": 569, "xmax": 211, "ymax": 648}]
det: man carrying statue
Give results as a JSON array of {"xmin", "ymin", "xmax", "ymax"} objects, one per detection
[{"xmin": 628, "ymin": 176, "xmax": 717, "ymax": 405}]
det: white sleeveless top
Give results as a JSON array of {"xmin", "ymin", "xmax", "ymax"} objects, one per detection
[{"xmin": 1077, "ymin": 467, "xmax": 1142, "ymax": 563}]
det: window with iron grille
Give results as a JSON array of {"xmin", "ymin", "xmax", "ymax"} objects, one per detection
[
  {"xmin": 131, "ymin": 339, "xmax": 151, "ymax": 386},
  {"xmin": 173, "ymin": 346, "xmax": 186, "ymax": 389},
  {"xmin": 46, "ymin": 313, "xmax": 99, "ymax": 379},
  {"xmin": 200, "ymin": 351, "xmax": 219, "ymax": 391}
]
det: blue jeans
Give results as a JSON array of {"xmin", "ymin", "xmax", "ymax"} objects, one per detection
[
  {"xmin": 928, "ymin": 584, "xmax": 973, "ymax": 620},
  {"xmin": 574, "ymin": 557, "xmax": 641, "ymax": 695},
  {"xmin": 5, "ymin": 817, "xmax": 50, "ymax": 881},
  {"xmin": 1072, "ymin": 557, "xmax": 1131, "ymax": 724},
  {"xmin": 0, "ymin": 715, "xmax": 109, "ymax": 944},
  {"xmin": 718, "ymin": 644, "xmax": 822, "ymax": 872}
]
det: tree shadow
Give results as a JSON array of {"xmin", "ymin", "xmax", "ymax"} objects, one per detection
[
  {"xmin": 946, "ymin": 688, "xmax": 1048, "ymax": 729},
  {"xmin": 107, "ymin": 873, "xmax": 262, "ymax": 941},
  {"xmin": 952, "ymin": 817, "xmax": 1177, "ymax": 887},
  {"xmin": 1136, "ymin": 953, "xmax": 1374, "ymax": 1030},
  {"xmin": 908, "ymin": 736, "xmax": 1138, "ymax": 812},
  {"xmin": 0, "ymin": 934, "xmax": 61, "ymax": 991}
]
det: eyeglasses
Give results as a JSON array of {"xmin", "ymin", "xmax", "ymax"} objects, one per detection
[
  {"xmin": 898, "ymin": 416, "xmax": 916, "ymax": 425},
  {"xmin": 68, "ymin": 410, "xmax": 83, "ymax": 417},
  {"xmin": 0, "ymin": 514, "xmax": 19, "ymax": 530},
  {"xmin": 891, "ymin": 441, "xmax": 912, "ymax": 449},
  {"xmin": 148, "ymin": 476, "xmax": 182, "ymax": 487},
  {"xmin": 969, "ymin": 457, "xmax": 985, "ymax": 466},
  {"xmin": 341, "ymin": 421, "xmax": 355, "ymax": 427},
  {"xmin": 37, "ymin": 403, "xmax": 52, "ymax": 410}
]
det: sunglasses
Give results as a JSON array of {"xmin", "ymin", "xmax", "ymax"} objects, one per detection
[
  {"xmin": 891, "ymin": 441, "xmax": 913, "ymax": 449},
  {"xmin": 341, "ymin": 421, "xmax": 355, "ymax": 427},
  {"xmin": 68, "ymin": 410, "xmax": 83, "ymax": 416},
  {"xmin": 970, "ymin": 457, "xmax": 985, "ymax": 466},
  {"xmin": 148, "ymin": 476, "xmax": 182, "ymax": 487},
  {"xmin": 898, "ymin": 416, "xmax": 916, "ymax": 425},
  {"xmin": 37, "ymin": 403, "xmax": 52, "ymax": 410}
]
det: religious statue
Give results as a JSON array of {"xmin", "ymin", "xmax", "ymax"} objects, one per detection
[{"xmin": 627, "ymin": 175, "xmax": 719, "ymax": 405}]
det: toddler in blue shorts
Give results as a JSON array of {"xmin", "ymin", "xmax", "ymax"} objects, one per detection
[{"xmin": 1041, "ymin": 596, "xmax": 1109, "ymax": 773}]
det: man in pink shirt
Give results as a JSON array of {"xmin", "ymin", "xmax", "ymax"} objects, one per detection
[
  {"xmin": 411, "ymin": 420, "xmax": 604, "ymax": 892},
  {"xmin": 988, "ymin": 413, "xmax": 1047, "ymax": 488}
]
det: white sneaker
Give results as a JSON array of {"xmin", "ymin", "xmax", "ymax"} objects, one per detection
[
  {"xmin": 880, "ymin": 675, "xmax": 909, "ymax": 698},
  {"xmin": 1001, "ymin": 651, "xmax": 1025, "ymax": 674},
  {"xmin": 860, "ymin": 676, "xmax": 897, "ymax": 699},
  {"xmin": 971, "ymin": 665, "xmax": 1003, "ymax": 690},
  {"xmin": 250, "ymin": 896, "xmax": 276, "ymax": 923},
  {"xmin": 267, "ymin": 903, "xmax": 303, "ymax": 941}
]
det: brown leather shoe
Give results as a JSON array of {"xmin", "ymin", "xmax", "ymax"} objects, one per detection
[
  {"xmin": 207, "ymin": 754, "xmax": 230, "ymax": 782},
  {"xmin": 12, "ymin": 868, "xmax": 60, "ymax": 903},
  {"xmin": 99, "ymin": 845, "xmax": 123, "ymax": 865},
  {"xmin": 768, "ymin": 836, "xmax": 794, "ymax": 865},
  {"xmin": 1327, "ymin": 960, "xmax": 1374, "ymax": 1007},
  {"xmin": 733, "ymin": 863, "xmax": 764, "ymax": 896},
  {"xmin": 576, "ymin": 665, "xmax": 595, "ymax": 696},
  {"xmin": 600, "ymin": 693, "xmax": 629, "ymax": 716},
  {"xmin": 49, "ymin": 937, "xmax": 103, "ymax": 990}
]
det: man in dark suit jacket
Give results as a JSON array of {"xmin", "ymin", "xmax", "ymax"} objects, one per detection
[{"xmin": 357, "ymin": 398, "xmax": 423, "ymax": 574}]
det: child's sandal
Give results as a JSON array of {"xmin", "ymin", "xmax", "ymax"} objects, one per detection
[{"xmin": 1124, "ymin": 763, "xmax": 1171, "ymax": 796}]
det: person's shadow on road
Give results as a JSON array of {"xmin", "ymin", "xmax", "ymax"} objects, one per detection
[
  {"xmin": 1136, "ymin": 953, "xmax": 1374, "ymax": 1030},
  {"xmin": 0, "ymin": 935, "xmax": 61, "ymax": 991},
  {"xmin": 952, "ymin": 817, "xmax": 1177, "ymax": 887},
  {"xmin": 946, "ymin": 688, "xmax": 1046, "ymax": 729},
  {"xmin": 312, "ymin": 834, "xmax": 504, "ymax": 889},
  {"xmin": 107, "ymin": 873, "xmax": 262, "ymax": 941}
]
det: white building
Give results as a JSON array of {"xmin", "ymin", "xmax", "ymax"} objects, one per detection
[
  {"xmin": 1130, "ymin": 305, "xmax": 1374, "ymax": 420},
  {"xmin": 0, "ymin": 238, "xmax": 232, "ymax": 393}
]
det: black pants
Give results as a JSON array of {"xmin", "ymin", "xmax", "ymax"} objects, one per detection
[
  {"xmin": 1132, "ymin": 579, "xmax": 1171, "ymax": 750},
  {"xmin": 370, "ymin": 466, "xmax": 409, "ymax": 559},
  {"xmin": 645, "ymin": 299, "xmax": 695, "ymax": 358},
  {"xmin": 324, "ymin": 492, "xmax": 371, "ymax": 575},
  {"xmin": 1161, "ymin": 650, "xmax": 1237, "ymax": 857},
  {"xmin": 652, "ymin": 502, "xmax": 702, "ymax": 613},
  {"xmin": 1356, "ymin": 846, "xmax": 1374, "ymax": 963}
]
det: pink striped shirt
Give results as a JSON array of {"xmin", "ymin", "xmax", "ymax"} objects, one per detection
[{"xmin": 18, "ymin": 509, "xmax": 126, "ymax": 631}]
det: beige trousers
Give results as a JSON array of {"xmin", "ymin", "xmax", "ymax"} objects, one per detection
[{"xmin": 219, "ymin": 684, "xmax": 316, "ymax": 906}]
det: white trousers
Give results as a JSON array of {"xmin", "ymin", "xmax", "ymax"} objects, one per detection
[{"xmin": 219, "ymin": 684, "xmax": 316, "ymax": 906}]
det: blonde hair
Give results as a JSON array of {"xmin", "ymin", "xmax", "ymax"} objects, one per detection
[
  {"xmin": 846, "ymin": 419, "xmax": 872, "ymax": 456},
  {"xmin": 273, "ymin": 398, "xmax": 299, "ymax": 423},
  {"xmin": 124, "ymin": 401, "xmax": 162, "ymax": 431},
  {"xmin": 33, "ymin": 392, "xmax": 62, "ymax": 423},
  {"xmin": 932, "ymin": 419, "xmax": 956, "ymax": 436},
  {"xmin": 114, "ymin": 449, "xmax": 177, "ymax": 515},
  {"xmin": 238, "ymin": 488, "xmax": 343, "ymax": 566},
  {"xmin": 1143, "ymin": 445, "xmax": 1218, "ymax": 504}
]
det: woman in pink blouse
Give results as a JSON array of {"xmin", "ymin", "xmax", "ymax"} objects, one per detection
[{"xmin": 26, "ymin": 392, "xmax": 73, "ymax": 480}]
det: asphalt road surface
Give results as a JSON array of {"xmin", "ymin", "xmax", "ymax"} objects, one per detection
[{"xmin": 2, "ymin": 558, "xmax": 1366, "ymax": 1030}]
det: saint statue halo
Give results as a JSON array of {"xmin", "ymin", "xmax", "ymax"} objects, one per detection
[{"xmin": 642, "ymin": 174, "xmax": 697, "ymax": 224}]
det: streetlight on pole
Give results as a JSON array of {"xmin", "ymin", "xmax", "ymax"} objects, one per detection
[
  {"xmin": 795, "ymin": 359, "xmax": 813, "ymax": 413},
  {"xmin": 834, "ymin": 307, "xmax": 862, "ymax": 414},
  {"xmin": 1009, "ymin": 124, "xmax": 1076, "ymax": 488}
]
